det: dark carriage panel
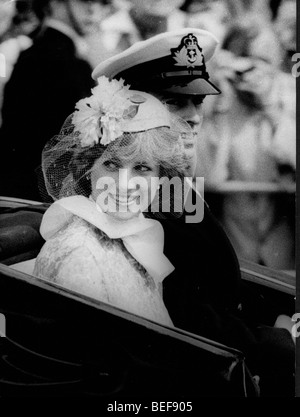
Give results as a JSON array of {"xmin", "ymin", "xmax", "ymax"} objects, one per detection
[
  {"xmin": 0, "ymin": 198, "xmax": 295, "ymax": 397},
  {"xmin": 239, "ymin": 258, "xmax": 295, "ymax": 326},
  {"xmin": 0, "ymin": 202, "xmax": 47, "ymax": 265},
  {"xmin": 0, "ymin": 264, "xmax": 258, "ymax": 397}
]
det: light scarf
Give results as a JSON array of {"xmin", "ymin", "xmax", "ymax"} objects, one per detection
[{"xmin": 40, "ymin": 196, "xmax": 175, "ymax": 284}]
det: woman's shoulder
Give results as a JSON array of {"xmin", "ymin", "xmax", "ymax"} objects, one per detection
[
  {"xmin": 34, "ymin": 216, "xmax": 109, "ymax": 276},
  {"xmin": 45, "ymin": 215, "xmax": 103, "ymax": 248},
  {"xmin": 34, "ymin": 215, "xmax": 145, "ymax": 280}
]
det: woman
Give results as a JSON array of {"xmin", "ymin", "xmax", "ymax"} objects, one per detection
[{"xmin": 33, "ymin": 76, "xmax": 191, "ymax": 327}]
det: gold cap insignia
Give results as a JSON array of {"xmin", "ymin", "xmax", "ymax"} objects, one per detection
[{"xmin": 171, "ymin": 34, "xmax": 204, "ymax": 68}]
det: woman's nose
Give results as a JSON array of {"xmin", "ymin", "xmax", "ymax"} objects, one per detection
[{"xmin": 118, "ymin": 169, "xmax": 136, "ymax": 193}]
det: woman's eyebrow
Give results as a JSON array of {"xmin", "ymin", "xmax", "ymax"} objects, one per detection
[
  {"xmin": 103, "ymin": 156, "xmax": 121, "ymax": 164},
  {"xmin": 135, "ymin": 160, "xmax": 154, "ymax": 166}
]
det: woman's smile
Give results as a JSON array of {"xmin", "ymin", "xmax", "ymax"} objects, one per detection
[
  {"xmin": 109, "ymin": 193, "xmax": 140, "ymax": 208},
  {"xmin": 91, "ymin": 155, "xmax": 160, "ymax": 220}
]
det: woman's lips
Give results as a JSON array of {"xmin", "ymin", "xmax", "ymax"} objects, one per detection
[{"xmin": 109, "ymin": 194, "xmax": 140, "ymax": 206}]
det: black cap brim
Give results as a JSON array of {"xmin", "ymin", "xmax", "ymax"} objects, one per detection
[{"xmin": 162, "ymin": 78, "xmax": 221, "ymax": 95}]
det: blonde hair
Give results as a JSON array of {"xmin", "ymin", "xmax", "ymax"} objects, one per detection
[
  {"xmin": 69, "ymin": 114, "xmax": 191, "ymax": 198},
  {"xmin": 42, "ymin": 112, "xmax": 192, "ymax": 201}
]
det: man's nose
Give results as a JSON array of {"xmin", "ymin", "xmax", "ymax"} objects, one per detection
[{"xmin": 183, "ymin": 101, "xmax": 203, "ymax": 127}]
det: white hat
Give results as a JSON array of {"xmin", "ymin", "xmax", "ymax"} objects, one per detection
[
  {"xmin": 72, "ymin": 76, "xmax": 171, "ymax": 148},
  {"xmin": 92, "ymin": 28, "xmax": 221, "ymax": 95}
]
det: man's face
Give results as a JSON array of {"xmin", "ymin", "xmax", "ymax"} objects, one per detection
[
  {"xmin": 152, "ymin": 92, "xmax": 205, "ymax": 175},
  {"xmin": 67, "ymin": 0, "xmax": 109, "ymax": 36}
]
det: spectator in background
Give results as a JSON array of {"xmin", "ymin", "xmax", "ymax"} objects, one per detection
[
  {"xmin": 224, "ymin": 0, "xmax": 273, "ymax": 22},
  {"xmin": 273, "ymin": 0, "xmax": 296, "ymax": 73},
  {"xmin": 0, "ymin": 1, "xmax": 41, "ymax": 126},
  {"xmin": 0, "ymin": 0, "xmax": 15, "ymax": 42},
  {"xmin": 195, "ymin": 22, "xmax": 295, "ymax": 270},
  {"xmin": 79, "ymin": 0, "xmax": 113, "ymax": 68},
  {"xmin": 10, "ymin": 0, "xmax": 41, "ymax": 38},
  {"xmin": 224, "ymin": 0, "xmax": 282, "ymax": 68},
  {"xmin": 180, "ymin": 0, "xmax": 229, "ymax": 43},
  {"xmin": 0, "ymin": 0, "xmax": 18, "ymax": 125},
  {"xmin": 101, "ymin": 0, "xmax": 186, "ymax": 55},
  {"xmin": 0, "ymin": 0, "xmax": 109, "ymax": 201}
]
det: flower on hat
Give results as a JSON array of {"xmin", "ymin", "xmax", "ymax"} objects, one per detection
[{"xmin": 72, "ymin": 76, "xmax": 131, "ymax": 147}]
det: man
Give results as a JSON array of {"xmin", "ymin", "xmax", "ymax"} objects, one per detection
[
  {"xmin": 92, "ymin": 28, "xmax": 294, "ymax": 396},
  {"xmin": 0, "ymin": 0, "xmax": 108, "ymax": 200},
  {"xmin": 93, "ymin": 28, "xmax": 221, "ymax": 173}
]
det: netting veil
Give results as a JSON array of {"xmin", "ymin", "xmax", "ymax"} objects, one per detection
[{"xmin": 41, "ymin": 76, "xmax": 194, "ymax": 218}]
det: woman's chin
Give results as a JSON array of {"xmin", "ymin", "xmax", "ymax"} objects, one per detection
[{"xmin": 105, "ymin": 210, "xmax": 140, "ymax": 221}]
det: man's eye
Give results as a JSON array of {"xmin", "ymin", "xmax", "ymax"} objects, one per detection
[
  {"xmin": 193, "ymin": 97, "xmax": 205, "ymax": 107},
  {"xmin": 165, "ymin": 99, "xmax": 182, "ymax": 107}
]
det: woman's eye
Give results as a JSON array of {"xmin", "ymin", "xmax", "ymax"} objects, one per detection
[
  {"xmin": 103, "ymin": 160, "xmax": 119, "ymax": 170},
  {"xmin": 134, "ymin": 164, "xmax": 152, "ymax": 173}
]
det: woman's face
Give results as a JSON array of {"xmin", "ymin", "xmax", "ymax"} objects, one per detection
[{"xmin": 91, "ymin": 154, "xmax": 160, "ymax": 221}]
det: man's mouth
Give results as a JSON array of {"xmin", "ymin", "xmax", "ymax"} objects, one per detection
[{"xmin": 181, "ymin": 131, "xmax": 197, "ymax": 149}]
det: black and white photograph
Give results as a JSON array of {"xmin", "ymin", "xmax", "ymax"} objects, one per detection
[{"xmin": 0, "ymin": 0, "xmax": 297, "ymax": 401}]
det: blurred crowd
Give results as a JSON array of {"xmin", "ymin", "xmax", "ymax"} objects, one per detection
[
  {"xmin": 191, "ymin": 0, "xmax": 296, "ymax": 270},
  {"xmin": 0, "ymin": 0, "xmax": 296, "ymax": 270}
]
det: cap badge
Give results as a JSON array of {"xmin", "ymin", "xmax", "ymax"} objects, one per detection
[{"xmin": 171, "ymin": 34, "xmax": 204, "ymax": 68}]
